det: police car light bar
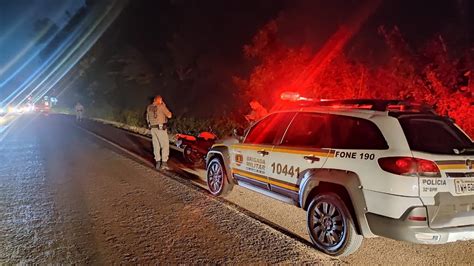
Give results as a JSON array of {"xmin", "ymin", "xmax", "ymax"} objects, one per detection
[
  {"xmin": 280, "ymin": 92, "xmax": 315, "ymax": 102},
  {"xmin": 280, "ymin": 92, "xmax": 308, "ymax": 101},
  {"xmin": 280, "ymin": 92, "xmax": 299, "ymax": 101},
  {"xmin": 280, "ymin": 92, "xmax": 435, "ymax": 113}
]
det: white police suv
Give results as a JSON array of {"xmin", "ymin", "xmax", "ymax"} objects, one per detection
[{"xmin": 206, "ymin": 93, "xmax": 474, "ymax": 257}]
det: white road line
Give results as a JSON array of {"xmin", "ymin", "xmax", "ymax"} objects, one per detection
[
  {"xmin": 61, "ymin": 114, "xmax": 183, "ymax": 151},
  {"xmin": 88, "ymin": 118, "xmax": 184, "ymax": 152},
  {"xmin": 72, "ymin": 122, "xmax": 154, "ymax": 168},
  {"xmin": 119, "ymin": 128, "xmax": 152, "ymax": 141}
]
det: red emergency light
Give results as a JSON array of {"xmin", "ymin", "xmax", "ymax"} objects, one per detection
[
  {"xmin": 280, "ymin": 92, "xmax": 315, "ymax": 101},
  {"xmin": 279, "ymin": 92, "xmax": 436, "ymax": 113}
]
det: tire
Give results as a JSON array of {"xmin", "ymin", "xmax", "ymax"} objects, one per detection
[
  {"xmin": 206, "ymin": 157, "xmax": 231, "ymax": 196},
  {"xmin": 183, "ymin": 146, "xmax": 194, "ymax": 164},
  {"xmin": 184, "ymin": 146, "xmax": 205, "ymax": 167},
  {"xmin": 307, "ymin": 192, "xmax": 363, "ymax": 257}
]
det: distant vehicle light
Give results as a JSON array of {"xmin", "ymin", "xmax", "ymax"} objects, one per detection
[
  {"xmin": 20, "ymin": 105, "xmax": 35, "ymax": 113},
  {"xmin": 8, "ymin": 106, "xmax": 18, "ymax": 114}
]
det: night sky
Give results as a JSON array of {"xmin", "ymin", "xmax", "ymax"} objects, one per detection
[
  {"xmin": 0, "ymin": 0, "xmax": 84, "ymax": 61},
  {"xmin": 116, "ymin": 0, "xmax": 472, "ymax": 112},
  {"xmin": 0, "ymin": 0, "xmax": 472, "ymax": 112},
  {"xmin": 0, "ymin": 0, "xmax": 84, "ymax": 96}
]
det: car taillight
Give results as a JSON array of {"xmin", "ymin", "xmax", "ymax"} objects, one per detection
[
  {"xmin": 378, "ymin": 157, "xmax": 440, "ymax": 177},
  {"xmin": 417, "ymin": 159, "xmax": 439, "ymax": 174}
]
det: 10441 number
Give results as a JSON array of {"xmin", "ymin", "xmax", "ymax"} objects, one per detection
[{"xmin": 271, "ymin": 163, "xmax": 300, "ymax": 178}]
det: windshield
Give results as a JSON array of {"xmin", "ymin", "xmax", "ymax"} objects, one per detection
[{"xmin": 399, "ymin": 115, "xmax": 474, "ymax": 155}]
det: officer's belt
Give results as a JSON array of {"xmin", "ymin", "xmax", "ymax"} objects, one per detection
[{"xmin": 150, "ymin": 123, "xmax": 167, "ymax": 130}]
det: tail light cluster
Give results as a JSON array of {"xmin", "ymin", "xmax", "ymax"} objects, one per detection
[{"xmin": 378, "ymin": 157, "xmax": 441, "ymax": 177}]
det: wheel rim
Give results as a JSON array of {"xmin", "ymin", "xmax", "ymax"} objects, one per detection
[
  {"xmin": 184, "ymin": 147, "xmax": 196, "ymax": 163},
  {"xmin": 207, "ymin": 162, "xmax": 223, "ymax": 193},
  {"xmin": 310, "ymin": 201, "xmax": 347, "ymax": 249}
]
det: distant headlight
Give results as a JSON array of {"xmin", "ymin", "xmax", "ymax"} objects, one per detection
[
  {"xmin": 8, "ymin": 106, "xmax": 18, "ymax": 114},
  {"xmin": 23, "ymin": 105, "xmax": 34, "ymax": 113}
]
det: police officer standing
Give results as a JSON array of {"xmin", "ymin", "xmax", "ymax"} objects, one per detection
[
  {"xmin": 75, "ymin": 102, "xmax": 84, "ymax": 122},
  {"xmin": 245, "ymin": 100, "xmax": 268, "ymax": 124},
  {"xmin": 147, "ymin": 95, "xmax": 172, "ymax": 170}
]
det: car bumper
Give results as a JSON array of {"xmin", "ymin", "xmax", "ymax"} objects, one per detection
[{"xmin": 366, "ymin": 212, "xmax": 474, "ymax": 244}]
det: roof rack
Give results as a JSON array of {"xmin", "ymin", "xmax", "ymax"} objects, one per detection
[{"xmin": 280, "ymin": 92, "xmax": 435, "ymax": 113}]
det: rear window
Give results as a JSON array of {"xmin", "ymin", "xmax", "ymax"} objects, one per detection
[
  {"xmin": 328, "ymin": 115, "xmax": 388, "ymax": 149},
  {"xmin": 399, "ymin": 116, "xmax": 474, "ymax": 155}
]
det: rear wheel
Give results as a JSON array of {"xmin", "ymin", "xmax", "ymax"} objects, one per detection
[
  {"xmin": 183, "ymin": 146, "xmax": 194, "ymax": 163},
  {"xmin": 307, "ymin": 192, "xmax": 362, "ymax": 257},
  {"xmin": 206, "ymin": 157, "xmax": 231, "ymax": 196},
  {"xmin": 183, "ymin": 146, "xmax": 204, "ymax": 167}
]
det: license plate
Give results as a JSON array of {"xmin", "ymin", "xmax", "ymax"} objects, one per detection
[
  {"xmin": 447, "ymin": 231, "xmax": 474, "ymax": 242},
  {"xmin": 454, "ymin": 179, "xmax": 474, "ymax": 194}
]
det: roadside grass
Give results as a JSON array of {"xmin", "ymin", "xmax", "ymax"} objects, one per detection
[{"xmin": 70, "ymin": 107, "xmax": 243, "ymax": 138}]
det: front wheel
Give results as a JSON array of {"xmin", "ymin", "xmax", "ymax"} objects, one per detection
[
  {"xmin": 206, "ymin": 157, "xmax": 231, "ymax": 196},
  {"xmin": 307, "ymin": 192, "xmax": 363, "ymax": 257}
]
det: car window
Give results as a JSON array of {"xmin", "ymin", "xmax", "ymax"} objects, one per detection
[
  {"xmin": 399, "ymin": 116, "xmax": 474, "ymax": 154},
  {"xmin": 244, "ymin": 112, "xmax": 295, "ymax": 145},
  {"xmin": 280, "ymin": 113, "xmax": 331, "ymax": 147},
  {"xmin": 281, "ymin": 113, "xmax": 388, "ymax": 149}
]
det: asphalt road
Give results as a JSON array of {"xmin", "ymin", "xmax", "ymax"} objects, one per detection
[
  {"xmin": 0, "ymin": 115, "xmax": 332, "ymax": 264},
  {"xmin": 1, "ymin": 114, "xmax": 473, "ymax": 264},
  {"xmin": 75, "ymin": 114, "xmax": 474, "ymax": 264}
]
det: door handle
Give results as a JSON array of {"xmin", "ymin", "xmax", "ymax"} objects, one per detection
[
  {"xmin": 304, "ymin": 155, "xmax": 320, "ymax": 163},
  {"xmin": 257, "ymin": 150, "xmax": 269, "ymax": 156}
]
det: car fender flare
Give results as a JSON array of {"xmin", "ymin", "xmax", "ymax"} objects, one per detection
[
  {"xmin": 206, "ymin": 145, "xmax": 235, "ymax": 184},
  {"xmin": 299, "ymin": 168, "xmax": 374, "ymax": 237}
]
